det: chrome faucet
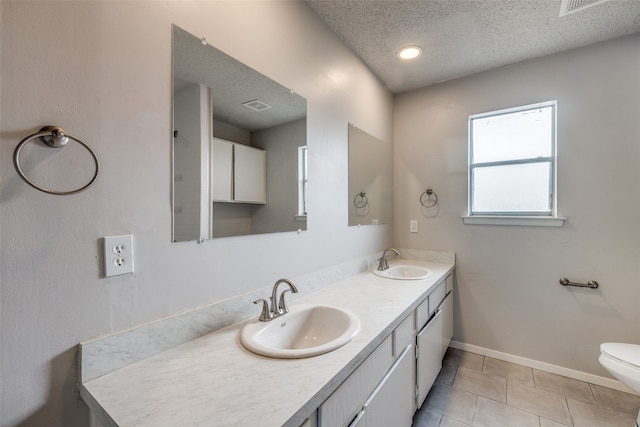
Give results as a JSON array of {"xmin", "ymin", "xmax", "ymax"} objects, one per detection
[
  {"xmin": 377, "ymin": 248, "xmax": 400, "ymax": 271},
  {"xmin": 253, "ymin": 278, "xmax": 299, "ymax": 322}
]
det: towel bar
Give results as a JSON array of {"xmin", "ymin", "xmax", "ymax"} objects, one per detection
[{"xmin": 559, "ymin": 277, "xmax": 599, "ymax": 289}]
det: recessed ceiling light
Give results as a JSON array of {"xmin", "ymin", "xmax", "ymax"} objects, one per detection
[{"xmin": 397, "ymin": 45, "xmax": 422, "ymax": 60}]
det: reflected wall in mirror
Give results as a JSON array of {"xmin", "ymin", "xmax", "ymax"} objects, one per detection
[
  {"xmin": 172, "ymin": 25, "xmax": 308, "ymax": 242},
  {"xmin": 348, "ymin": 124, "xmax": 389, "ymax": 226}
]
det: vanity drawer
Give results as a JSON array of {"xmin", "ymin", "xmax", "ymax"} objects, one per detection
[
  {"xmin": 430, "ymin": 281, "xmax": 446, "ymax": 311},
  {"xmin": 319, "ymin": 335, "xmax": 393, "ymax": 427},
  {"xmin": 393, "ymin": 313, "xmax": 414, "ymax": 357},
  {"xmin": 416, "ymin": 281, "xmax": 446, "ymax": 329},
  {"xmin": 445, "ymin": 274, "xmax": 453, "ymax": 293},
  {"xmin": 416, "ymin": 297, "xmax": 430, "ymax": 331}
]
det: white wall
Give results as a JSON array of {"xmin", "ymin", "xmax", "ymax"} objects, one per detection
[
  {"xmin": 394, "ymin": 33, "xmax": 640, "ymax": 378},
  {"xmin": 0, "ymin": 2, "xmax": 393, "ymax": 426}
]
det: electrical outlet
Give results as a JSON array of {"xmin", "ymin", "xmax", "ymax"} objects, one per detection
[
  {"xmin": 410, "ymin": 220, "xmax": 418, "ymax": 233},
  {"xmin": 103, "ymin": 234, "xmax": 134, "ymax": 277}
]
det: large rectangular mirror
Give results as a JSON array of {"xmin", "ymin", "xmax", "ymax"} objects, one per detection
[
  {"xmin": 348, "ymin": 124, "xmax": 390, "ymax": 226},
  {"xmin": 172, "ymin": 25, "xmax": 307, "ymax": 242}
]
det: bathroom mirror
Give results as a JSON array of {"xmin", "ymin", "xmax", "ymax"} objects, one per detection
[
  {"xmin": 172, "ymin": 25, "xmax": 307, "ymax": 242},
  {"xmin": 348, "ymin": 124, "xmax": 390, "ymax": 226}
]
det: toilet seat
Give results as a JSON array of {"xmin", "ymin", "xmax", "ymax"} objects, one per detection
[
  {"xmin": 600, "ymin": 343, "xmax": 640, "ymax": 426},
  {"xmin": 601, "ymin": 343, "xmax": 640, "ymax": 369}
]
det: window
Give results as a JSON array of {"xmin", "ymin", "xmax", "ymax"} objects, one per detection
[{"xmin": 465, "ymin": 101, "xmax": 564, "ymax": 226}]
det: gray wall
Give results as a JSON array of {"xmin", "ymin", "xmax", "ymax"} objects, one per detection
[
  {"xmin": 0, "ymin": 2, "xmax": 393, "ymax": 426},
  {"xmin": 394, "ymin": 33, "xmax": 640, "ymax": 378},
  {"xmin": 252, "ymin": 118, "xmax": 307, "ymax": 234}
]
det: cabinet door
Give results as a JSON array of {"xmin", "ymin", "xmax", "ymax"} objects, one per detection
[
  {"xmin": 348, "ymin": 411, "xmax": 366, "ymax": 427},
  {"xmin": 441, "ymin": 291, "xmax": 453, "ymax": 358},
  {"xmin": 363, "ymin": 345, "xmax": 414, "ymax": 427},
  {"xmin": 234, "ymin": 143, "xmax": 266, "ymax": 203},
  {"xmin": 300, "ymin": 414, "xmax": 318, "ymax": 427},
  {"xmin": 416, "ymin": 309, "xmax": 443, "ymax": 408},
  {"xmin": 319, "ymin": 336, "xmax": 393, "ymax": 427},
  {"xmin": 211, "ymin": 138, "xmax": 233, "ymax": 201}
]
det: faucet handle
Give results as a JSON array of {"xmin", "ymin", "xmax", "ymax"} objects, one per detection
[
  {"xmin": 278, "ymin": 289, "xmax": 293, "ymax": 314},
  {"xmin": 253, "ymin": 298, "xmax": 272, "ymax": 322}
]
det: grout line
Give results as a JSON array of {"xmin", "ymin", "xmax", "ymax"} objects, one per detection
[
  {"xmin": 426, "ymin": 350, "xmax": 637, "ymax": 427},
  {"xmin": 586, "ymin": 383, "xmax": 600, "ymax": 410},
  {"xmin": 450, "ymin": 340, "xmax": 639, "ymax": 396},
  {"xmin": 565, "ymin": 394, "xmax": 576, "ymax": 426},
  {"xmin": 470, "ymin": 392, "xmax": 479, "ymax": 427}
]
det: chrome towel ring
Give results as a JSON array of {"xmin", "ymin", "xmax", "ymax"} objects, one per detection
[
  {"xmin": 420, "ymin": 188, "xmax": 438, "ymax": 208},
  {"xmin": 14, "ymin": 126, "xmax": 99, "ymax": 195},
  {"xmin": 353, "ymin": 192, "xmax": 368, "ymax": 208}
]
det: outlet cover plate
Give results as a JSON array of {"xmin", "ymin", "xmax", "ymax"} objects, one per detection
[{"xmin": 103, "ymin": 234, "xmax": 134, "ymax": 277}]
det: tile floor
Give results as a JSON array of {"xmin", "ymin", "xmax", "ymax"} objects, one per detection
[{"xmin": 413, "ymin": 348, "xmax": 640, "ymax": 427}]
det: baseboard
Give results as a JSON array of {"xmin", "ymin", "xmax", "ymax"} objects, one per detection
[{"xmin": 450, "ymin": 340, "xmax": 639, "ymax": 396}]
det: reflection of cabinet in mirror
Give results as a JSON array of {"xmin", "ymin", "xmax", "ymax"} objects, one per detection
[
  {"xmin": 172, "ymin": 24, "xmax": 307, "ymax": 242},
  {"xmin": 212, "ymin": 138, "xmax": 266, "ymax": 204}
]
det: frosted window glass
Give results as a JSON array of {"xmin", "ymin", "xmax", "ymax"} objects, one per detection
[
  {"xmin": 472, "ymin": 163, "xmax": 551, "ymax": 213},
  {"xmin": 468, "ymin": 101, "xmax": 556, "ymax": 217},
  {"xmin": 472, "ymin": 106, "xmax": 553, "ymax": 163}
]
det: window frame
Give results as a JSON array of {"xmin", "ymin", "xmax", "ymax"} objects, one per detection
[{"xmin": 464, "ymin": 100, "xmax": 565, "ymax": 227}]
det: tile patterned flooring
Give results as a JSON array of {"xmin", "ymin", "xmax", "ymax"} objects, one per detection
[{"xmin": 413, "ymin": 348, "xmax": 640, "ymax": 427}]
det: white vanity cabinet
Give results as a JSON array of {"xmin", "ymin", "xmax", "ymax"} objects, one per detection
[
  {"xmin": 80, "ymin": 259, "xmax": 456, "ymax": 427},
  {"xmin": 319, "ymin": 313, "xmax": 416, "ymax": 427},
  {"xmin": 416, "ymin": 306, "xmax": 443, "ymax": 407},
  {"xmin": 319, "ymin": 336, "xmax": 393, "ymax": 427},
  {"xmin": 211, "ymin": 137, "xmax": 266, "ymax": 204},
  {"xmin": 416, "ymin": 275, "xmax": 454, "ymax": 408},
  {"xmin": 441, "ymin": 274, "xmax": 454, "ymax": 358},
  {"xmin": 358, "ymin": 345, "xmax": 415, "ymax": 427},
  {"xmin": 319, "ymin": 273, "xmax": 455, "ymax": 426},
  {"xmin": 300, "ymin": 414, "xmax": 317, "ymax": 427}
]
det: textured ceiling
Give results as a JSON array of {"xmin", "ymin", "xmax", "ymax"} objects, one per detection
[
  {"xmin": 173, "ymin": 25, "xmax": 306, "ymax": 132},
  {"xmin": 306, "ymin": 0, "xmax": 640, "ymax": 93}
]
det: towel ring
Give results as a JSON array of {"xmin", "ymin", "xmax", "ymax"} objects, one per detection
[
  {"xmin": 420, "ymin": 188, "xmax": 438, "ymax": 208},
  {"xmin": 353, "ymin": 192, "xmax": 368, "ymax": 208},
  {"xmin": 14, "ymin": 126, "xmax": 100, "ymax": 196}
]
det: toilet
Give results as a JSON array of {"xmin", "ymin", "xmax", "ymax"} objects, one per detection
[{"xmin": 599, "ymin": 343, "xmax": 640, "ymax": 426}]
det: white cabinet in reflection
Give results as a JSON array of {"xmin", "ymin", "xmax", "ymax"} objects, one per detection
[
  {"xmin": 212, "ymin": 138, "xmax": 233, "ymax": 201},
  {"xmin": 211, "ymin": 137, "xmax": 266, "ymax": 204}
]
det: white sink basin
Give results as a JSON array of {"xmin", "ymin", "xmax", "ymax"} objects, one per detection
[
  {"xmin": 373, "ymin": 265, "xmax": 432, "ymax": 280},
  {"xmin": 240, "ymin": 304, "xmax": 360, "ymax": 359}
]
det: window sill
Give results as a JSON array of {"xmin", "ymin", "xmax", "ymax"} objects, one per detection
[{"xmin": 462, "ymin": 215, "xmax": 566, "ymax": 227}]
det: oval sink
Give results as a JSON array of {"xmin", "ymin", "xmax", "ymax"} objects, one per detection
[
  {"xmin": 240, "ymin": 304, "xmax": 360, "ymax": 359},
  {"xmin": 373, "ymin": 265, "xmax": 432, "ymax": 280}
]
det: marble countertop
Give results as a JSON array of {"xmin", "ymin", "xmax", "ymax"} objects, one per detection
[{"xmin": 81, "ymin": 259, "xmax": 454, "ymax": 427}]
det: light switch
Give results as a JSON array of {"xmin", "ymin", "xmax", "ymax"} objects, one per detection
[{"xmin": 410, "ymin": 220, "xmax": 418, "ymax": 233}]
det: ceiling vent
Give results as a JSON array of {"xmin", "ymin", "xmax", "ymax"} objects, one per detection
[
  {"xmin": 559, "ymin": 0, "xmax": 611, "ymax": 16},
  {"xmin": 242, "ymin": 99, "xmax": 272, "ymax": 112}
]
